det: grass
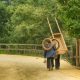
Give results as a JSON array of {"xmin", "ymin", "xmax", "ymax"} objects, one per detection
[{"xmin": 0, "ymin": 50, "xmax": 43, "ymax": 57}]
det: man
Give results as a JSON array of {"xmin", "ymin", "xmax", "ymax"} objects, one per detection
[{"xmin": 55, "ymin": 54, "xmax": 60, "ymax": 69}]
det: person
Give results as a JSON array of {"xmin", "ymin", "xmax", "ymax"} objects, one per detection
[
  {"xmin": 44, "ymin": 42, "xmax": 60, "ymax": 70},
  {"xmin": 44, "ymin": 42, "xmax": 56, "ymax": 71},
  {"xmin": 55, "ymin": 54, "xmax": 60, "ymax": 69}
]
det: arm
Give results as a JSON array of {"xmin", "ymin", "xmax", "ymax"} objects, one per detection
[
  {"xmin": 43, "ymin": 50, "xmax": 47, "ymax": 63},
  {"xmin": 44, "ymin": 50, "xmax": 47, "ymax": 58}
]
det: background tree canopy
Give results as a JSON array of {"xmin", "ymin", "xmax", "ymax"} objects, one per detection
[
  {"xmin": 58, "ymin": 0, "xmax": 80, "ymax": 38},
  {"xmin": 0, "ymin": 0, "xmax": 80, "ymax": 43}
]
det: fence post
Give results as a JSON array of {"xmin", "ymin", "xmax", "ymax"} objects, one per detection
[
  {"xmin": 70, "ymin": 45, "xmax": 74, "ymax": 64},
  {"xmin": 79, "ymin": 39, "xmax": 80, "ymax": 66},
  {"xmin": 76, "ymin": 39, "xmax": 79, "ymax": 67}
]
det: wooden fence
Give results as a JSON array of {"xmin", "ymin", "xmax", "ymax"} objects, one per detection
[
  {"xmin": 0, "ymin": 43, "xmax": 80, "ymax": 67},
  {"xmin": 0, "ymin": 44, "xmax": 44, "ymax": 56},
  {"xmin": 65, "ymin": 39, "xmax": 80, "ymax": 67}
]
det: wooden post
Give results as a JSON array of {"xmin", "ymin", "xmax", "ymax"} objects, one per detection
[
  {"xmin": 79, "ymin": 39, "xmax": 80, "ymax": 66},
  {"xmin": 70, "ymin": 45, "xmax": 74, "ymax": 64},
  {"xmin": 76, "ymin": 39, "xmax": 79, "ymax": 66}
]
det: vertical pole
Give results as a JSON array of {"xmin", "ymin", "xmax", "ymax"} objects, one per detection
[
  {"xmin": 70, "ymin": 45, "xmax": 74, "ymax": 65},
  {"xmin": 47, "ymin": 17, "xmax": 54, "ymax": 38},
  {"xmin": 55, "ymin": 17, "xmax": 62, "ymax": 34},
  {"xmin": 79, "ymin": 39, "xmax": 80, "ymax": 66},
  {"xmin": 76, "ymin": 39, "xmax": 79, "ymax": 67}
]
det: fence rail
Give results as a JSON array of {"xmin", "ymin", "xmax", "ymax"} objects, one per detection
[
  {"xmin": 0, "ymin": 43, "xmax": 76, "ymax": 57},
  {"xmin": 0, "ymin": 43, "xmax": 78, "ymax": 65},
  {"xmin": 0, "ymin": 44, "xmax": 44, "ymax": 56}
]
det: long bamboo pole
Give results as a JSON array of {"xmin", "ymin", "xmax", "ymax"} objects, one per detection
[
  {"xmin": 55, "ymin": 17, "xmax": 62, "ymax": 34},
  {"xmin": 47, "ymin": 17, "xmax": 54, "ymax": 38}
]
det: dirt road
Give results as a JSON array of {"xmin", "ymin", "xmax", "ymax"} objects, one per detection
[{"xmin": 0, "ymin": 54, "xmax": 80, "ymax": 80}]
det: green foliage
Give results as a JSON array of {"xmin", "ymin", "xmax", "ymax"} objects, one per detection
[
  {"xmin": 58, "ymin": 0, "xmax": 80, "ymax": 38},
  {"xmin": 9, "ymin": 1, "xmax": 58, "ymax": 43},
  {"xmin": 0, "ymin": 0, "xmax": 80, "ymax": 43},
  {"xmin": 0, "ymin": 3, "xmax": 11, "ymax": 43}
]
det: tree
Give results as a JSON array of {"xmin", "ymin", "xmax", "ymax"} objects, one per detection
[
  {"xmin": 0, "ymin": 3, "xmax": 11, "ymax": 43},
  {"xmin": 9, "ymin": 1, "xmax": 58, "ymax": 43},
  {"xmin": 58, "ymin": 0, "xmax": 80, "ymax": 38}
]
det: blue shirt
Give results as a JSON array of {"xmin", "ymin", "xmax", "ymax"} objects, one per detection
[{"xmin": 44, "ymin": 48, "xmax": 56, "ymax": 58}]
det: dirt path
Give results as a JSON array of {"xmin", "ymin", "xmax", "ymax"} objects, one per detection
[{"xmin": 0, "ymin": 54, "xmax": 80, "ymax": 80}]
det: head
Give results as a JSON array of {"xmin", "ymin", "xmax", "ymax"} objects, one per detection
[{"xmin": 45, "ymin": 41, "xmax": 51, "ymax": 48}]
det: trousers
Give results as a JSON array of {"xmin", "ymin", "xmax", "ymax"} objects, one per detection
[
  {"xmin": 47, "ymin": 57, "xmax": 54, "ymax": 69},
  {"xmin": 47, "ymin": 54, "xmax": 60, "ymax": 69}
]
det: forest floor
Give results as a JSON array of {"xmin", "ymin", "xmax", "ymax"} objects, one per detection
[{"xmin": 0, "ymin": 54, "xmax": 80, "ymax": 80}]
